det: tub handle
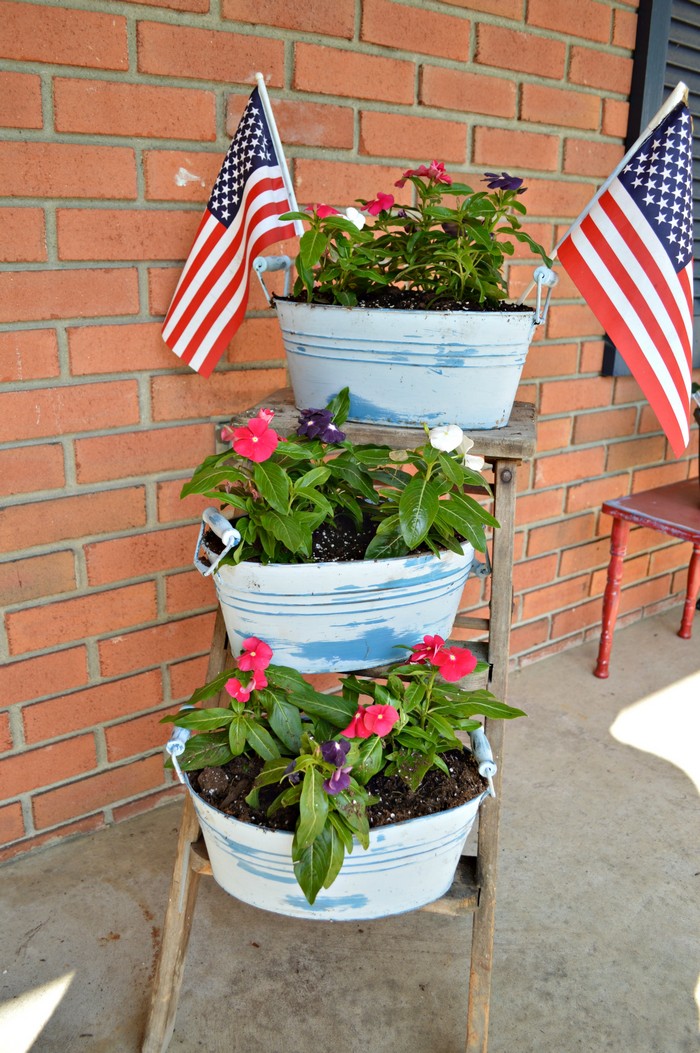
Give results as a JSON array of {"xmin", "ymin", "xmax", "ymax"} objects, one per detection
[
  {"xmin": 165, "ymin": 707, "xmax": 194, "ymax": 784},
  {"xmin": 532, "ymin": 265, "xmax": 558, "ymax": 325},
  {"xmin": 469, "ymin": 727, "xmax": 497, "ymax": 798},
  {"xmin": 193, "ymin": 508, "xmax": 241, "ymax": 578},
  {"xmin": 253, "ymin": 254, "xmax": 294, "ymax": 303}
]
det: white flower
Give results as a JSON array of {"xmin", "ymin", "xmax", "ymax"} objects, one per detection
[
  {"xmin": 457, "ymin": 435, "xmax": 485, "ymax": 471},
  {"xmin": 344, "ymin": 207, "xmax": 366, "ymax": 230},
  {"xmin": 429, "ymin": 424, "xmax": 464, "ymax": 453}
]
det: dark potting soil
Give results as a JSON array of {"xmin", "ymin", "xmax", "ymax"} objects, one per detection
[
  {"xmin": 278, "ymin": 288, "xmax": 531, "ymax": 313},
  {"xmin": 203, "ymin": 517, "xmax": 379, "ymax": 564},
  {"xmin": 191, "ymin": 748, "xmax": 487, "ymax": 832}
]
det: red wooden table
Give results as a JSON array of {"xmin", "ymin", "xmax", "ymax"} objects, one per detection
[{"xmin": 594, "ymin": 478, "xmax": 700, "ymax": 678}]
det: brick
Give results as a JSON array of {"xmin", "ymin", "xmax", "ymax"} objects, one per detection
[
  {"xmin": 522, "ymin": 342, "xmax": 578, "ymax": 380},
  {"xmin": 294, "ymin": 43, "xmax": 414, "ymax": 104},
  {"xmin": 0, "ymin": 71, "xmax": 42, "ymax": 129},
  {"xmin": 68, "ymin": 322, "xmax": 177, "ymax": 375},
  {"xmin": 0, "ymin": 269, "xmax": 139, "ymax": 324},
  {"xmin": 569, "ymin": 46, "xmax": 633, "ymax": 93},
  {"xmin": 473, "ymin": 126, "xmax": 559, "ymax": 172},
  {"xmin": 579, "ymin": 340, "xmax": 606, "ymax": 373},
  {"xmin": 632, "ymin": 461, "xmax": 688, "ymax": 493},
  {"xmin": 137, "ymin": 22, "xmax": 284, "ymax": 86},
  {"xmin": 564, "ymin": 138, "xmax": 625, "ymax": 177},
  {"xmin": 0, "ymin": 735, "xmax": 97, "ymax": 800},
  {"xmin": 612, "ymin": 7, "xmax": 638, "ymax": 48},
  {"xmin": 2, "ymin": 647, "xmax": 88, "ymax": 708},
  {"xmin": 75, "ymin": 425, "xmax": 214, "ymax": 484},
  {"xmin": 0, "ymin": 142, "xmax": 137, "ymax": 199},
  {"xmin": 527, "ymin": 512, "xmax": 596, "ymax": 556},
  {"xmin": 226, "ymin": 317, "xmax": 285, "ymax": 366},
  {"xmin": 551, "ymin": 597, "xmax": 603, "ymax": 638},
  {"xmin": 0, "ymin": 443, "xmax": 65, "ymax": 496},
  {"xmin": 521, "ymin": 84, "xmax": 600, "ymax": 130},
  {"xmin": 169, "ymin": 654, "xmax": 210, "ymax": 700},
  {"xmin": 1, "ymin": 2, "xmax": 128, "ymax": 70},
  {"xmin": 98, "ymin": 611, "xmax": 216, "ymax": 678},
  {"xmin": 439, "ymin": 0, "xmax": 520, "ymax": 14},
  {"xmin": 613, "ymin": 375, "xmax": 643, "ymax": 405},
  {"xmin": 112, "ymin": 785, "xmax": 182, "ymax": 823},
  {"xmin": 54, "ymin": 79, "xmax": 216, "ymax": 143},
  {"xmin": 513, "ymin": 553, "xmax": 558, "ymax": 592},
  {"xmin": 86, "ymin": 525, "xmax": 197, "ymax": 586},
  {"xmin": 539, "ymin": 376, "xmax": 613, "ymax": 415},
  {"xmin": 149, "ymin": 267, "xmax": 187, "ymax": 316},
  {"xmin": 360, "ymin": 111, "xmax": 466, "ymax": 163},
  {"xmin": 648, "ymin": 540, "xmax": 693, "ymax": 577},
  {"xmin": 118, "ymin": 0, "xmax": 208, "ymax": 9},
  {"xmin": 0, "ymin": 488, "xmax": 146, "ymax": 554},
  {"xmin": 57, "ymin": 209, "xmax": 202, "ymax": 262},
  {"xmin": 527, "ymin": 0, "xmax": 611, "ymax": 42},
  {"xmin": 419, "ymin": 67, "xmax": 516, "ymax": 119},
  {"xmin": 165, "ymin": 568, "xmax": 217, "ymax": 614},
  {"xmin": 361, "ymin": 0, "xmax": 469, "ymax": 61},
  {"xmin": 519, "ymin": 177, "xmax": 598, "ymax": 220},
  {"xmin": 618, "ymin": 574, "xmax": 672, "ymax": 615},
  {"xmin": 535, "ymin": 416, "xmax": 573, "ymax": 452},
  {"xmin": 143, "ymin": 150, "xmax": 221, "ymax": 202},
  {"xmin": 606, "ymin": 436, "xmax": 666, "ymax": 472},
  {"xmin": 534, "ymin": 446, "xmax": 606, "ymax": 489},
  {"xmin": 573, "ymin": 407, "xmax": 638, "ymax": 444},
  {"xmin": 545, "ymin": 303, "xmax": 604, "ymax": 341},
  {"xmin": 475, "ymin": 26, "xmax": 566, "ymax": 79},
  {"xmin": 0, "ymin": 329, "xmax": 60, "ymax": 383},
  {"xmin": 0, "ymin": 814, "xmax": 104, "ymax": 862},
  {"xmin": 0, "ymin": 208, "xmax": 46, "ymax": 262},
  {"xmin": 515, "ymin": 487, "xmax": 565, "ymax": 526},
  {"xmin": 0, "ymin": 802, "xmax": 25, "ymax": 844},
  {"xmin": 32, "ymin": 755, "xmax": 164, "ymax": 830},
  {"xmin": 106, "ymin": 711, "xmax": 171, "ymax": 762},
  {"xmin": 150, "ymin": 367, "xmax": 287, "ymax": 422},
  {"xmin": 156, "ymin": 478, "xmax": 212, "ymax": 524},
  {"xmin": 244, "ymin": 98, "xmax": 354, "ymax": 150},
  {"xmin": 559, "ymin": 537, "xmax": 614, "ymax": 577},
  {"xmin": 521, "ymin": 573, "xmax": 590, "ymax": 620},
  {"xmin": 0, "ymin": 713, "xmax": 13, "ymax": 753},
  {"xmin": 565, "ymin": 472, "xmax": 629, "ymax": 513},
  {"xmin": 0, "ymin": 381, "xmax": 139, "ymax": 442},
  {"xmin": 509, "ymin": 618, "xmax": 550, "ymax": 656},
  {"xmin": 603, "ymin": 98, "xmax": 629, "ymax": 138},
  {"xmin": 7, "ymin": 582, "xmax": 158, "ymax": 655},
  {"xmin": 0, "ymin": 551, "xmax": 75, "ymax": 606},
  {"xmin": 23, "ymin": 670, "xmax": 164, "ymax": 745},
  {"xmin": 294, "ymin": 159, "xmax": 411, "ymax": 208},
  {"xmin": 222, "ymin": 0, "xmax": 354, "ymax": 37}
]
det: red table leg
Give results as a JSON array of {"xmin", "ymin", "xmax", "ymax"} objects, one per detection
[
  {"xmin": 678, "ymin": 542, "xmax": 700, "ymax": 640},
  {"xmin": 594, "ymin": 516, "xmax": 631, "ymax": 679}
]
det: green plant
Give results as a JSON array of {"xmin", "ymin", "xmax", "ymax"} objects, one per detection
[
  {"xmin": 163, "ymin": 633, "xmax": 524, "ymax": 904},
  {"xmin": 181, "ymin": 388, "xmax": 498, "ymax": 565},
  {"xmin": 281, "ymin": 162, "xmax": 551, "ymax": 307}
]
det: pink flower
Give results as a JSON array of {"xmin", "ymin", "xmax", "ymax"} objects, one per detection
[
  {"xmin": 306, "ymin": 203, "xmax": 340, "ymax": 218},
  {"xmin": 394, "ymin": 161, "xmax": 452, "ymax": 188},
  {"xmin": 251, "ymin": 669, "xmax": 268, "ymax": 691},
  {"xmin": 409, "ymin": 634, "xmax": 446, "ymax": 665},
  {"xmin": 341, "ymin": 704, "xmax": 399, "ymax": 739},
  {"xmin": 232, "ymin": 412, "xmax": 279, "ymax": 463},
  {"xmin": 238, "ymin": 637, "xmax": 273, "ymax": 672},
  {"xmin": 225, "ymin": 676, "xmax": 252, "ymax": 703},
  {"xmin": 220, "ymin": 424, "xmax": 236, "ymax": 443},
  {"xmin": 433, "ymin": 646, "xmax": 477, "ymax": 683},
  {"xmin": 363, "ymin": 192, "xmax": 395, "ymax": 216},
  {"xmin": 258, "ymin": 407, "xmax": 275, "ymax": 424}
]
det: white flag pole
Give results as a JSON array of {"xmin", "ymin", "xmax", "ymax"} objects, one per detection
[
  {"xmin": 255, "ymin": 72, "xmax": 304, "ymax": 237},
  {"xmin": 517, "ymin": 81, "xmax": 690, "ymax": 305}
]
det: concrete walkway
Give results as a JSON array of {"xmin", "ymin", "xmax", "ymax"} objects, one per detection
[{"xmin": 1, "ymin": 607, "xmax": 698, "ymax": 1053}]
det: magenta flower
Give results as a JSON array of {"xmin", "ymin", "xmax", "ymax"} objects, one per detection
[
  {"xmin": 409, "ymin": 634, "xmax": 446, "ymax": 665},
  {"xmin": 220, "ymin": 424, "xmax": 236, "ymax": 443},
  {"xmin": 231, "ymin": 411, "xmax": 280, "ymax": 463},
  {"xmin": 225, "ymin": 676, "xmax": 252, "ymax": 703},
  {"xmin": 341, "ymin": 704, "xmax": 398, "ymax": 739},
  {"xmin": 340, "ymin": 708, "xmax": 373, "ymax": 739},
  {"xmin": 306, "ymin": 203, "xmax": 340, "ymax": 218},
  {"xmin": 394, "ymin": 161, "xmax": 451, "ymax": 188},
  {"xmin": 363, "ymin": 192, "xmax": 395, "ymax": 216},
  {"xmin": 433, "ymin": 646, "xmax": 477, "ymax": 683},
  {"xmin": 238, "ymin": 637, "xmax": 273, "ymax": 672},
  {"xmin": 251, "ymin": 669, "xmax": 268, "ymax": 691}
]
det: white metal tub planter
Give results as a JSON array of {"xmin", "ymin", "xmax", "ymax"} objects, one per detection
[
  {"xmin": 253, "ymin": 163, "xmax": 558, "ymax": 430},
  {"xmin": 162, "ymin": 638, "xmax": 525, "ymax": 921},
  {"xmin": 185, "ymin": 390, "xmax": 497, "ymax": 673}
]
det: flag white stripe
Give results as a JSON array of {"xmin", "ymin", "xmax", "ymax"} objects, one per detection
[
  {"xmin": 570, "ymin": 224, "xmax": 689, "ymax": 436},
  {"xmin": 163, "ymin": 167, "xmax": 289, "ymax": 341},
  {"xmin": 591, "ymin": 192, "xmax": 692, "ymax": 388},
  {"xmin": 169, "ymin": 185, "xmax": 290, "ymax": 361},
  {"xmin": 162, "ymin": 213, "xmax": 220, "ymax": 338},
  {"xmin": 608, "ymin": 182, "xmax": 694, "ymax": 347}
]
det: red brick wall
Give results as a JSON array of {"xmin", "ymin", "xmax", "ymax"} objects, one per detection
[{"xmin": 2, "ymin": 0, "xmax": 698, "ymax": 860}]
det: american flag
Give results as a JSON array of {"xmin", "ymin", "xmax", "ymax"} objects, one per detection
[
  {"xmin": 162, "ymin": 87, "xmax": 297, "ymax": 377},
  {"xmin": 557, "ymin": 99, "xmax": 694, "ymax": 457}
]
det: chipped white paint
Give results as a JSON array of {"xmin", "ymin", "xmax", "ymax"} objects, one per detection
[{"xmin": 174, "ymin": 167, "xmax": 205, "ymax": 188}]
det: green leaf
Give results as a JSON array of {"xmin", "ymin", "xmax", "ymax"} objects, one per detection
[
  {"xmin": 252, "ymin": 756, "xmax": 293, "ymax": 790},
  {"xmin": 259, "ymin": 510, "xmax": 312, "ymax": 558},
  {"xmin": 296, "ymin": 466, "xmax": 331, "ymax": 490},
  {"xmin": 162, "ymin": 707, "xmax": 234, "ymax": 731},
  {"xmin": 284, "ymin": 688, "xmax": 357, "ymax": 728},
  {"xmin": 334, "ymin": 788, "xmax": 370, "ymax": 849},
  {"xmin": 253, "ymin": 460, "xmax": 290, "ymax": 515},
  {"xmin": 398, "ymin": 474, "xmax": 440, "ymax": 548},
  {"xmin": 323, "ymin": 387, "xmax": 351, "ymax": 427},
  {"xmin": 391, "ymin": 749, "xmax": 435, "ymax": 792},
  {"xmin": 352, "ymin": 736, "xmax": 384, "ymax": 785},
  {"xmin": 299, "ymin": 228, "xmax": 329, "ymax": 271},
  {"xmin": 173, "ymin": 731, "xmax": 233, "ymax": 772},
  {"xmin": 268, "ymin": 698, "xmax": 303, "ymax": 753},
  {"xmin": 242, "ymin": 717, "xmax": 280, "ymax": 760},
  {"xmin": 293, "ymin": 825, "xmax": 332, "ymax": 905},
  {"xmin": 363, "ymin": 530, "xmax": 409, "ymax": 560},
  {"xmin": 448, "ymin": 491, "xmax": 499, "ymax": 528},
  {"xmin": 322, "ymin": 821, "xmax": 347, "ymax": 889},
  {"xmin": 296, "ymin": 768, "xmax": 329, "ymax": 850},
  {"xmin": 228, "ymin": 714, "xmax": 247, "ymax": 755}
]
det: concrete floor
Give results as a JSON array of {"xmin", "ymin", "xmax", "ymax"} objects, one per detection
[{"xmin": 1, "ymin": 607, "xmax": 698, "ymax": 1053}]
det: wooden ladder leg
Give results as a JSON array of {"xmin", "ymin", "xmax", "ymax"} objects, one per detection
[{"xmin": 142, "ymin": 795, "xmax": 202, "ymax": 1053}]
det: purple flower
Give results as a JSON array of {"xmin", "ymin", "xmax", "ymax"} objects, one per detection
[
  {"xmin": 483, "ymin": 171, "xmax": 525, "ymax": 193},
  {"xmin": 321, "ymin": 740, "xmax": 351, "ymax": 766},
  {"xmin": 323, "ymin": 767, "xmax": 352, "ymax": 795},
  {"xmin": 284, "ymin": 760, "xmax": 301, "ymax": 785},
  {"xmin": 296, "ymin": 408, "xmax": 346, "ymax": 443}
]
